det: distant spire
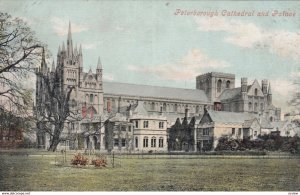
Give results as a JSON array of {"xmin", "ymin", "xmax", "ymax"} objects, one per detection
[
  {"xmin": 57, "ymin": 45, "xmax": 61, "ymax": 55},
  {"xmin": 62, "ymin": 41, "xmax": 65, "ymax": 52},
  {"xmin": 67, "ymin": 21, "xmax": 73, "ymax": 57},
  {"xmin": 51, "ymin": 60, "xmax": 55, "ymax": 72},
  {"xmin": 268, "ymin": 83, "xmax": 272, "ymax": 94},
  {"xmin": 97, "ymin": 56, "xmax": 102, "ymax": 69},
  {"xmin": 74, "ymin": 44, "xmax": 78, "ymax": 56},
  {"xmin": 41, "ymin": 47, "xmax": 47, "ymax": 73},
  {"xmin": 79, "ymin": 44, "xmax": 82, "ymax": 55}
]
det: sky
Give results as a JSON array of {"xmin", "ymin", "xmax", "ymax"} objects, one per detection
[{"xmin": 1, "ymin": 0, "xmax": 300, "ymax": 115}]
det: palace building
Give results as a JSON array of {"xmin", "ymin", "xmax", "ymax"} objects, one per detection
[{"xmin": 35, "ymin": 23, "xmax": 281, "ymax": 151}]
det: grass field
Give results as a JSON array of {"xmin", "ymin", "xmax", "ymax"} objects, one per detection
[{"xmin": 0, "ymin": 150, "xmax": 299, "ymax": 191}]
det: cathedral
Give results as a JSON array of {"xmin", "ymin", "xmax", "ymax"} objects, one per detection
[{"xmin": 35, "ymin": 23, "xmax": 281, "ymax": 151}]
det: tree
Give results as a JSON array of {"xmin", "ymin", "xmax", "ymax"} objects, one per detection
[
  {"xmin": 35, "ymin": 51, "xmax": 76, "ymax": 152},
  {"xmin": 0, "ymin": 12, "xmax": 43, "ymax": 115}
]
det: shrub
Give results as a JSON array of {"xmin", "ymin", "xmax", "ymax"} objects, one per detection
[
  {"xmin": 71, "ymin": 153, "xmax": 89, "ymax": 166},
  {"xmin": 91, "ymin": 154, "xmax": 107, "ymax": 168}
]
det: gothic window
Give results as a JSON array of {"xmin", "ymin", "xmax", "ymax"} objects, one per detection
[
  {"xmin": 226, "ymin": 80, "xmax": 230, "ymax": 88},
  {"xmin": 260, "ymin": 103, "xmax": 264, "ymax": 111},
  {"xmin": 163, "ymin": 103, "xmax": 167, "ymax": 112},
  {"xmin": 151, "ymin": 137, "xmax": 156, "ymax": 147},
  {"xmin": 143, "ymin": 121, "xmax": 149, "ymax": 128},
  {"xmin": 151, "ymin": 102, "xmax": 155, "ymax": 110},
  {"xmin": 255, "ymin": 88, "xmax": 258, "ymax": 96},
  {"xmin": 143, "ymin": 137, "xmax": 148, "ymax": 147},
  {"xmin": 159, "ymin": 122, "xmax": 164, "ymax": 129},
  {"xmin": 254, "ymin": 102, "xmax": 258, "ymax": 112},
  {"xmin": 159, "ymin": 137, "xmax": 164, "ymax": 148},
  {"xmin": 217, "ymin": 79, "xmax": 222, "ymax": 93},
  {"xmin": 89, "ymin": 94, "xmax": 94, "ymax": 103},
  {"xmin": 203, "ymin": 128, "xmax": 209, "ymax": 136},
  {"xmin": 248, "ymin": 102, "xmax": 252, "ymax": 111}
]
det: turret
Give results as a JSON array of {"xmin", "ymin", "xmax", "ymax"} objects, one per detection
[
  {"xmin": 51, "ymin": 60, "xmax": 55, "ymax": 73},
  {"xmin": 79, "ymin": 44, "xmax": 83, "ymax": 71},
  {"xmin": 267, "ymin": 83, "xmax": 272, "ymax": 105},
  {"xmin": 262, "ymin": 79, "xmax": 268, "ymax": 95},
  {"xmin": 41, "ymin": 47, "xmax": 47, "ymax": 74},
  {"xmin": 96, "ymin": 56, "xmax": 102, "ymax": 78},
  {"xmin": 241, "ymin": 77, "xmax": 247, "ymax": 93}
]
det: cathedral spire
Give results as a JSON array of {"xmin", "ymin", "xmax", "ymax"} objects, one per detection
[
  {"xmin": 51, "ymin": 60, "xmax": 55, "ymax": 72},
  {"xmin": 79, "ymin": 44, "xmax": 83, "ymax": 67},
  {"xmin": 97, "ymin": 56, "xmax": 102, "ymax": 69},
  {"xmin": 62, "ymin": 41, "xmax": 66, "ymax": 52},
  {"xmin": 57, "ymin": 45, "xmax": 61, "ymax": 55},
  {"xmin": 41, "ymin": 47, "xmax": 47, "ymax": 73},
  {"xmin": 268, "ymin": 83, "xmax": 272, "ymax": 94},
  {"xmin": 67, "ymin": 21, "xmax": 73, "ymax": 57}
]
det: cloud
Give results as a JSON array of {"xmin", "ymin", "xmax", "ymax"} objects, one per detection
[
  {"xmin": 196, "ymin": 17, "xmax": 300, "ymax": 60},
  {"xmin": 103, "ymin": 73, "xmax": 114, "ymax": 81},
  {"xmin": 82, "ymin": 43, "xmax": 96, "ymax": 50},
  {"xmin": 128, "ymin": 49, "xmax": 230, "ymax": 81},
  {"xmin": 50, "ymin": 17, "xmax": 89, "ymax": 36}
]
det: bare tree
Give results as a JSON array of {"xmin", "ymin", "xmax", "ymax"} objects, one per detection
[
  {"xmin": 35, "ymin": 55, "xmax": 77, "ymax": 152},
  {"xmin": 0, "ymin": 12, "xmax": 44, "ymax": 115}
]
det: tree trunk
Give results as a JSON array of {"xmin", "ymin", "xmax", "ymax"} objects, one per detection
[
  {"xmin": 48, "ymin": 123, "xmax": 64, "ymax": 152},
  {"xmin": 48, "ymin": 135, "xmax": 60, "ymax": 152}
]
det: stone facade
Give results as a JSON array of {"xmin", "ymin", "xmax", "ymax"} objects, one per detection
[{"xmin": 35, "ymin": 23, "xmax": 283, "ymax": 151}]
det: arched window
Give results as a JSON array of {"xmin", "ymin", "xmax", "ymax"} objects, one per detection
[
  {"xmin": 151, "ymin": 137, "xmax": 156, "ymax": 147},
  {"xmin": 270, "ymin": 117, "xmax": 273, "ymax": 122},
  {"xmin": 135, "ymin": 137, "xmax": 138, "ymax": 148},
  {"xmin": 217, "ymin": 79, "xmax": 222, "ymax": 92},
  {"xmin": 143, "ymin": 136, "xmax": 148, "ymax": 147},
  {"xmin": 159, "ymin": 137, "xmax": 164, "ymax": 148},
  {"xmin": 254, "ymin": 102, "xmax": 258, "ymax": 112},
  {"xmin": 248, "ymin": 102, "xmax": 252, "ymax": 111},
  {"xmin": 151, "ymin": 102, "xmax": 155, "ymax": 110},
  {"xmin": 163, "ymin": 103, "xmax": 167, "ymax": 112},
  {"xmin": 89, "ymin": 94, "xmax": 93, "ymax": 103},
  {"xmin": 260, "ymin": 103, "xmax": 264, "ymax": 111},
  {"xmin": 196, "ymin": 105, "xmax": 199, "ymax": 113},
  {"xmin": 226, "ymin": 80, "xmax": 230, "ymax": 88},
  {"xmin": 255, "ymin": 88, "xmax": 258, "ymax": 96}
]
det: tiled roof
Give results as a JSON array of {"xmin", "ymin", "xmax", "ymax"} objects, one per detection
[
  {"xmin": 103, "ymin": 82, "xmax": 209, "ymax": 103},
  {"xmin": 207, "ymin": 110, "xmax": 256, "ymax": 124}
]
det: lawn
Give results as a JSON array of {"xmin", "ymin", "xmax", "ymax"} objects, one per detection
[{"xmin": 0, "ymin": 150, "xmax": 299, "ymax": 191}]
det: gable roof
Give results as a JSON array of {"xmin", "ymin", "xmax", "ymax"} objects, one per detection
[
  {"xmin": 243, "ymin": 118, "xmax": 260, "ymax": 128},
  {"xmin": 219, "ymin": 87, "xmax": 241, "ymax": 101},
  {"xmin": 206, "ymin": 110, "xmax": 256, "ymax": 124},
  {"xmin": 103, "ymin": 82, "xmax": 210, "ymax": 103}
]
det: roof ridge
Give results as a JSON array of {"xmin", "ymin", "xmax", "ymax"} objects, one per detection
[{"xmin": 103, "ymin": 81, "xmax": 198, "ymax": 91}]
